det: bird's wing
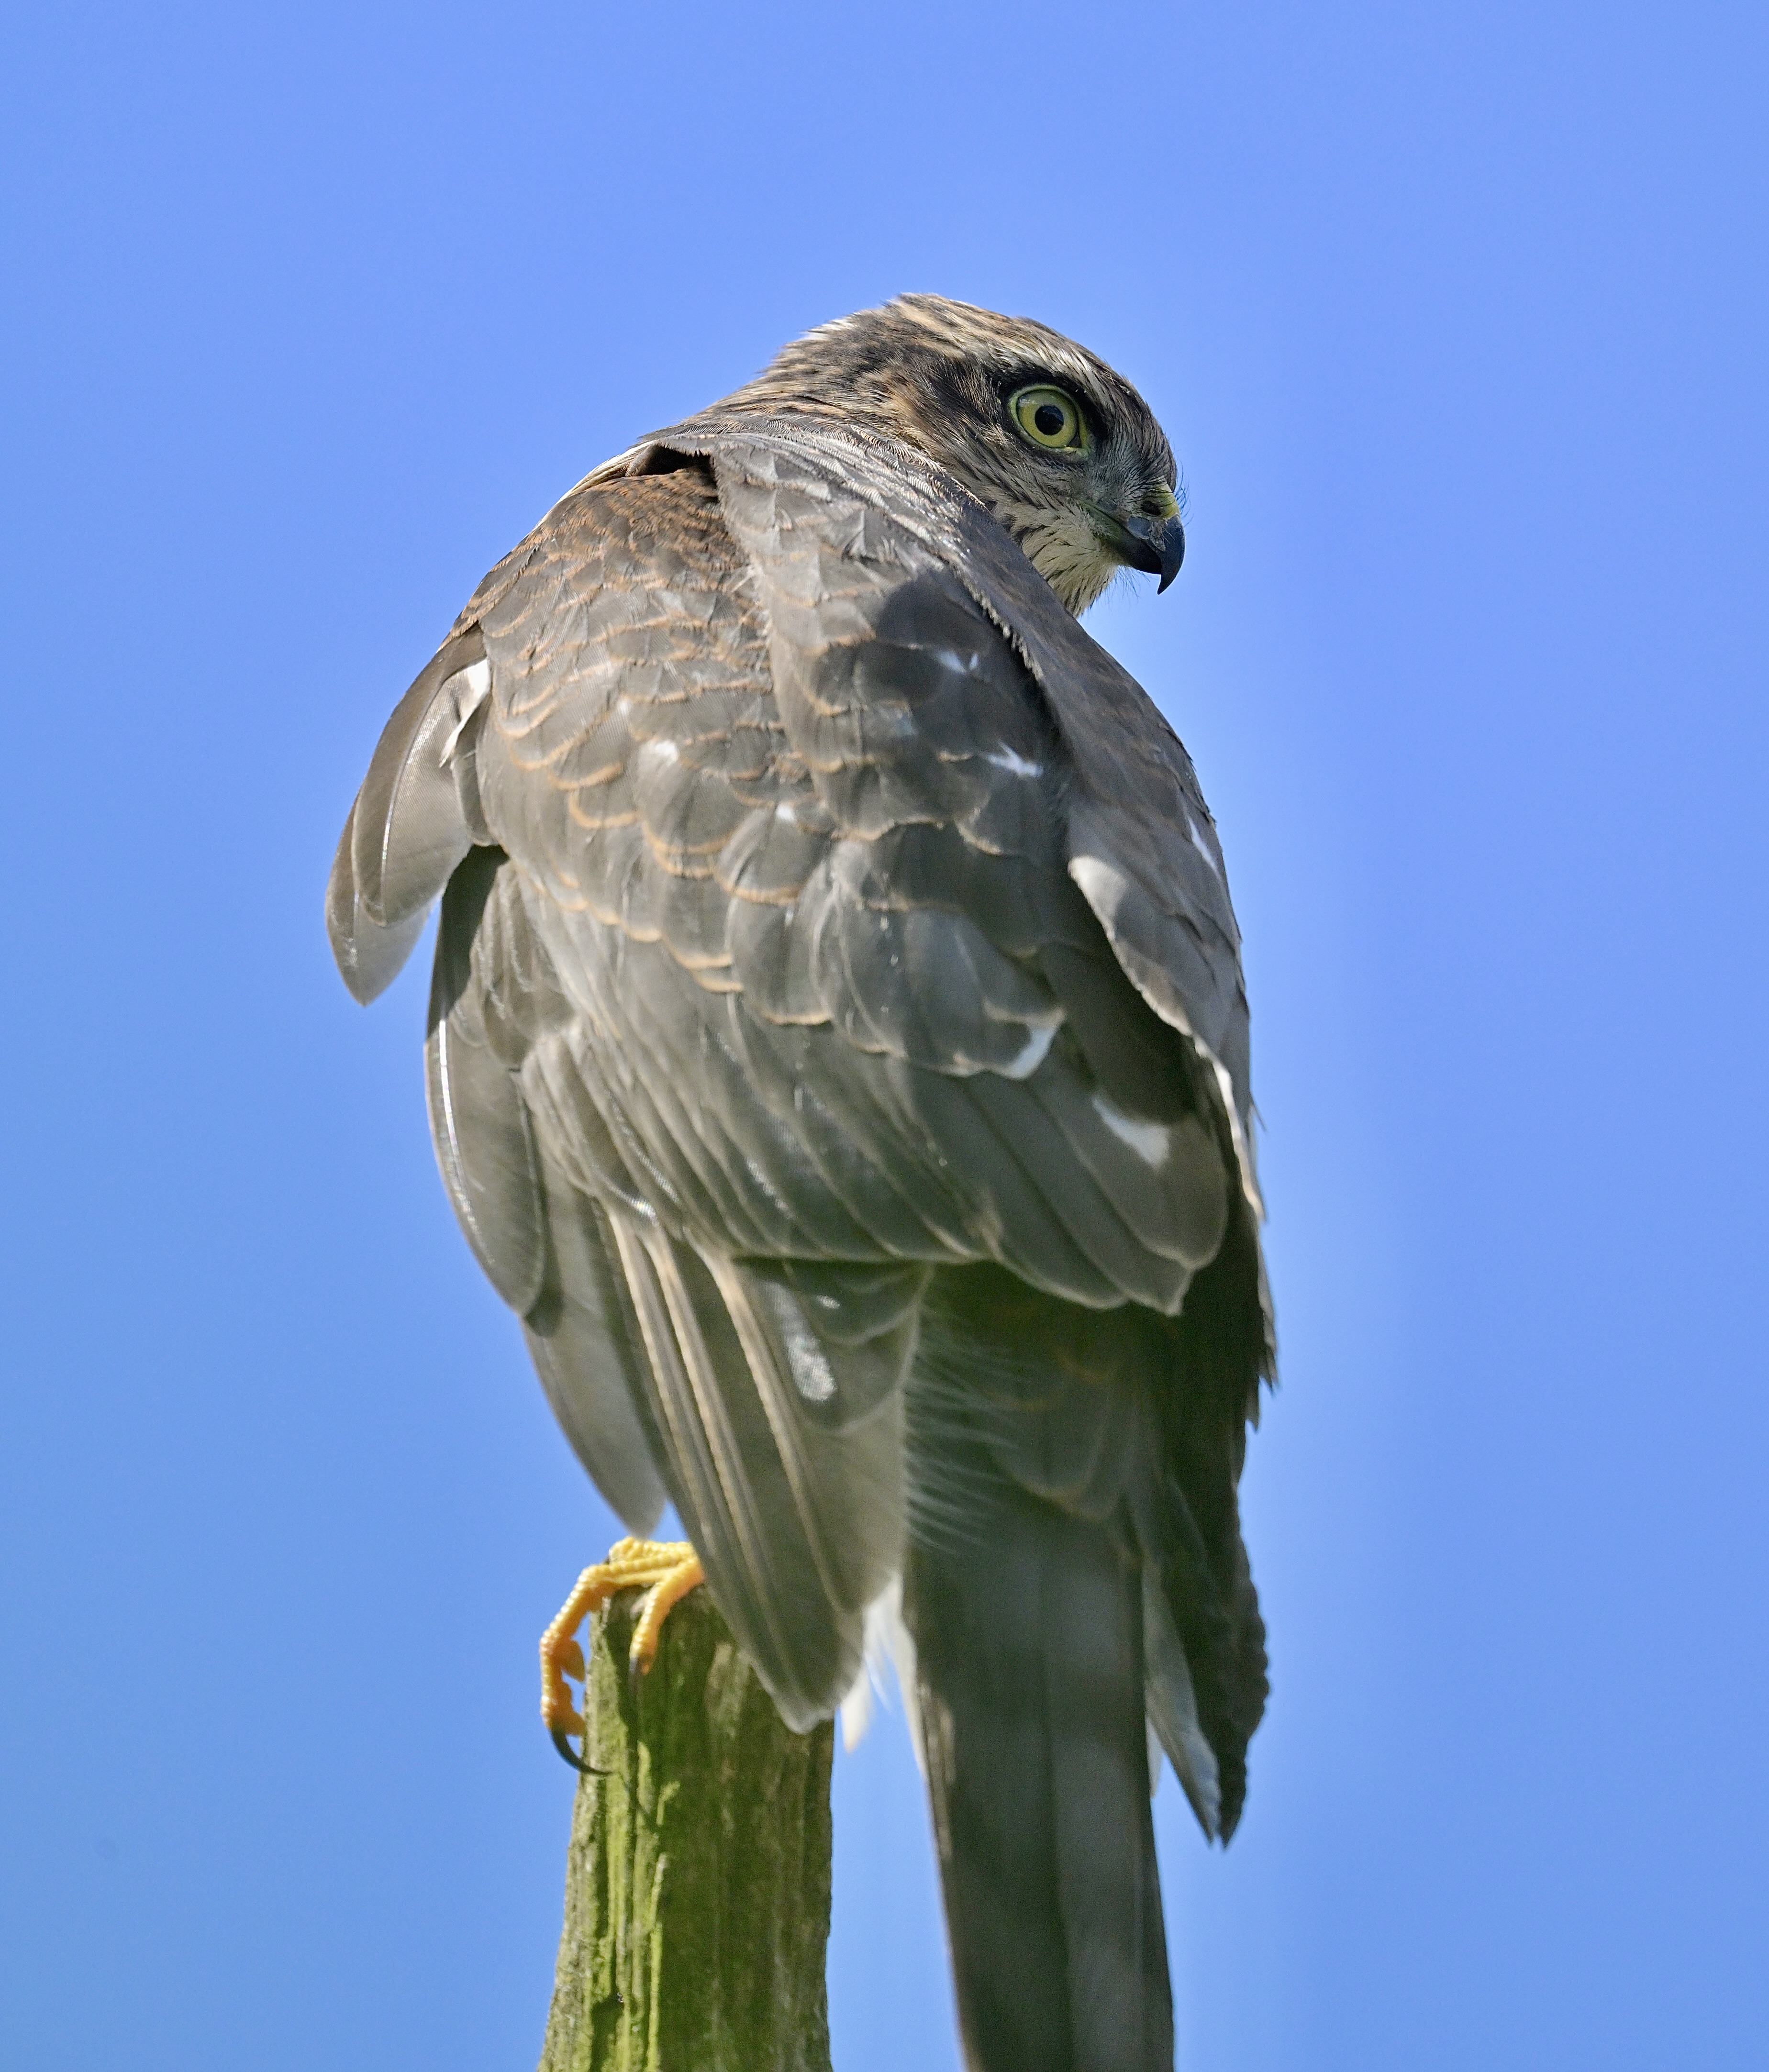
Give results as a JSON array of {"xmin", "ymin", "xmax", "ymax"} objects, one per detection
[
  {"xmin": 650, "ymin": 416, "xmax": 1275, "ymax": 1802},
  {"xmin": 467, "ymin": 452, "xmax": 1237, "ymax": 1311},
  {"xmin": 326, "ymin": 430, "xmax": 1268, "ymax": 1726},
  {"xmin": 425, "ymin": 842, "xmax": 670, "ymax": 1534},
  {"xmin": 330, "ymin": 465, "xmax": 934, "ymax": 1722},
  {"xmin": 666, "ymin": 410, "xmax": 1268, "ymax": 1277},
  {"xmin": 430, "ymin": 837, "xmax": 920, "ymax": 1719}
]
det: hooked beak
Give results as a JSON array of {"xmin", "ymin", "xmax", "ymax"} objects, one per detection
[{"xmin": 1090, "ymin": 507, "xmax": 1187, "ymax": 592}]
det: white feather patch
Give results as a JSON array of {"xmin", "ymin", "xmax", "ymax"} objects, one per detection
[
  {"xmin": 996, "ymin": 1023, "xmax": 1057, "ymax": 1080},
  {"xmin": 437, "ymin": 660, "xmax": 492, "ymax": 765},
  {"xmin": 1091, "ymin": 1092, "xmax": 1170, "ymax": 1167},
  {"xmin": 838, "ymin": 1574, "xmax": 923, "ymax": 1774}
]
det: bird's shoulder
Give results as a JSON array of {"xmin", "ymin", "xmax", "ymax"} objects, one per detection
[{"xmin": 460, "ymin": 458, "xmax": 817, "ymax": 923}]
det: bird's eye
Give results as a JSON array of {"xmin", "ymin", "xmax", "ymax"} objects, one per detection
[{"xmin": 1010, "ymin": 386, "xmax": 1086, "ymax": 452}]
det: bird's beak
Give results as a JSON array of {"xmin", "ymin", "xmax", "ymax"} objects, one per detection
[{"xmin": 1090, "ymin": 506, "xmax": 1187, "ymax": 592}]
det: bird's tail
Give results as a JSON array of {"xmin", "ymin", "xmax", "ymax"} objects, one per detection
[{"xmin": 906, "ymin": 1490, "xmax": 1172, "ymax": 2072}]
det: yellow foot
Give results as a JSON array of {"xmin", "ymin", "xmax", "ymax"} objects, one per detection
[{"xmin": 539, "ymin": 1538, "xmax": 706, "ymax": 1772}]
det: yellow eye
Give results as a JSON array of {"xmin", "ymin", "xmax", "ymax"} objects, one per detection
[{"xmin": 1011, "ymin": 386, "xmax": 1086, "ymax": 451}]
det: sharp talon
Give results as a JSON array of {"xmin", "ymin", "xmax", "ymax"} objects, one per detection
[
  {"xmin": 551, "ymin": 1726, "xmax": 604, "ymax": 1776},
  {"xmin": 539, "ymin": 1539, "xmax": 705, "ymax": 1758}
]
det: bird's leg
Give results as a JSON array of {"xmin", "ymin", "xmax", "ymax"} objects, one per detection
[{"xmin": 539, "ymin": 1537, "xmax": 706, "ymax": 1772}]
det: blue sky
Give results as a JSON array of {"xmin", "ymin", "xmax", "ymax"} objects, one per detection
[{"xmin": 3, "ymin": 4, "xmax": 1766, "ymax": 2066}]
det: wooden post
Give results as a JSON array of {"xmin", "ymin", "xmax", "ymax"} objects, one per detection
[{"xmin": 537, "ymin": 1587, "xmax": 835, "ymax": 2072}]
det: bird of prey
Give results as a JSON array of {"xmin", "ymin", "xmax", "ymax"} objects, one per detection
[{"xmin": 327, "ymin": 295, "xmax": 1273, "ymax": 2072}]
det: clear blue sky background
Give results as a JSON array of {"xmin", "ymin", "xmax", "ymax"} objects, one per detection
[{"xmin": 3, "ymin": 4, "xmax": 1765, "ymax": 2067}]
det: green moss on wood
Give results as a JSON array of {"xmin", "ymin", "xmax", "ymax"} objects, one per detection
[{"xmin": 538, "ymin": 1588, "xmax": 834, "ymax": 2072}]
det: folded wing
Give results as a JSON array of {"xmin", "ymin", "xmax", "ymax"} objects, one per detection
[{"xmin": 327, "ymin": 425, "xmax": 1272, "ymax": 1740}]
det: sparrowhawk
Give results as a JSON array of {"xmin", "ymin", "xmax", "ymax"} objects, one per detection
[{"xmin": 327, "ymin": 294, "xmax": 1273, "ymax": 2072}]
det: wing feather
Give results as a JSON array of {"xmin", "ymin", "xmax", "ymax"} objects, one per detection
[
  {"xmin": 424, "ymin": 865, "xmax": 545, "ymax": 1315},
  {"xmin": 327, "ymin": 628, "xmax": 490, "ymax": 1003},
  {"xmin": 423, "ymin": 846, "xmax": 666, "ymax": 1527},
  {"xmin": 522, "ymin": 1180, "xmax": 668, "ymax": 1536},
  {"xmin": 605, "ymin": 1212, "xmax": 898, "ymax": 1728}
]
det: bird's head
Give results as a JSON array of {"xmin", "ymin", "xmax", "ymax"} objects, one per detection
[{"xmin": 726, "ymin": 294, "xmax": 1185, "ymax": 616}]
